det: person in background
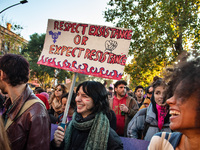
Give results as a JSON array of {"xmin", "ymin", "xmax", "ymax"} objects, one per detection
[
  {"xmin": 40, "ymin": 91, "xmax": 50, "ymax": 100},
  {"xmin": 138, "ymin": 98, "xmax": 151, "ymax": 111},
  {"xmin": 103, "ymin": 80, "xmax": 108, "ymax": 88},
  {"xmin": 134, "ymin": 85, "xmax": 145, "ymax": 108},
  {"xmin": 126, "ymin": 87, "xmax": 134, "ymax": 97},
  {"xmin": 34, "ymin": 87, "xmax": 45, "ymax": 94},
  {"xmin": 139, "ymin": 86, "xmax": 153, "ymax": 110},
  {"xmin": 108, "ymin": 86, "xmax": 114, "ymax": 99},
  {"xmin": 148, "ymin": 58, "xmax": 200, "ymax": 149},
  {"xmin": 0, "ymin": 93, "xmax": 5, "ymax": 115},
  {"xmin": 0, "ymin": 117, "xmax": 10, "ymax": 150},
  {"xmin": 107, "ymin": 85, "xmax": 117, "ymax": 130},
  {"xmin": 146, "ymin": 86, "xmax": 153, "ymax": 99},
  {"xmin": 49, "ymin": 83, "xmax": 67, "ymax": 123},
  {"xmin": 109, "ymin": 80, "xmax": 138, "ymax": 137},
  {"xmin": 47, "ymin": 88, "xmax": 53, "ymax": 99},
  {"xmin": 57, "ymin": 92, "xmax": 76, "ymax": 124},
  {"xmin": 0, "ymin": 54, "xmax": 50, "ymax": 150},
  {"xmin": 127, "ymin": 78, "xmax": 171, "ymax": 140},
  {"xmin": 51, "ymin": 81, "xmax": 123, "ymax": 150},
  {"xmin": 36, "ymin": 93, "xmax": 50, "ymax": 110}
]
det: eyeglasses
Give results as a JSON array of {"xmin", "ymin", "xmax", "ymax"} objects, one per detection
[{"xmin": 55, "ymin": 88, "xmax": 62, "ymax": 92}]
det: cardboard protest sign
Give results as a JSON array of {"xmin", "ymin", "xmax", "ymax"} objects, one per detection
[{"xmin": 37, "ymin": 19, "xmax": 132, "ymax": 80}]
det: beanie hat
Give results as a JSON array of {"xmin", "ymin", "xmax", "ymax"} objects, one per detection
[
  {"xmin": 40, "ymin": 92, "xmax": 49, "ymax": 100},
  {"xmin": 36, "ymin": 94, "xmax": 50, "ymax": 110}
]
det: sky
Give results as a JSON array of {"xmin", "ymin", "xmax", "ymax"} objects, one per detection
[
  {"xmin": 0, "ymin": 0, "xmax": 133, "ymax": 66},
  {"xmin": 0, "ymin": 0, "xmax": 113, "ymax": 41}
]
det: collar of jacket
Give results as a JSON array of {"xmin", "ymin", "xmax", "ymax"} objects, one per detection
[{"xmin": 4, "ymin": 84, "xmax": 36, "ymax": 121}]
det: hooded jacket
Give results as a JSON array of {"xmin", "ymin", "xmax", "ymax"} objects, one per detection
[{"xmin": 127, "ymin": 93, "xmax": 171, "ymax": 141}]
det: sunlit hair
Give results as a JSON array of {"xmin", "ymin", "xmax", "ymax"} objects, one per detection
[
  {"xmin": 0, "ymin": 117, "xmax": 11, "ymax": 150},
  {"xmin": 164, "ymin": 58, "xmax": 200, "ymax": 126},
  {"xmin": 76, "ymin": 81, "xmax": 110, "ymax": 115},
  {"xmin": 0, "ymin": 54, "xmax": 29, "ymax": 86}
]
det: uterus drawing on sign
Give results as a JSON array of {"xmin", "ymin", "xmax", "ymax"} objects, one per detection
[{"xmin": 105, "ymin": 40, "xmax": 118, "ymax": 53}]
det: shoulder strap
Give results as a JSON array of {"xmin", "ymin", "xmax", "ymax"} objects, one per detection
[
  {"xmin": 5, "ymin": 99, "xmax": 44, "ymax": 130},
  {"xmin": 159, "ymin": 132, "xmax": 172, "ymax": 149}
]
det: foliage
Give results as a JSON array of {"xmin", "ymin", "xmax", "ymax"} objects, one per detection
[
  {"xmin": 21, "ymin": 33, "xmax": 72, "ymax": 88},
  {"xmin": 104, "ymin": 0, "xmax": 200, "ymax": 87}
]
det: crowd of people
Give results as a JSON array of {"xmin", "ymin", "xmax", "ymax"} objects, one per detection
[{"xmin": 0, "ymin": 53, "xmax": 199, "ymax": 150}]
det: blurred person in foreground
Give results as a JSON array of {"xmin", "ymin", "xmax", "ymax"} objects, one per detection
[
  {"xmin": 148, "ymin": 58, "xmax": 200, "ymax": 149},
  {"xmin": 51, "ymin": 81, "xmax": 123, "ymax": 150},
  {"xmin": 0, "ymin": 54, "xmax": 50, "ymax": 150}
]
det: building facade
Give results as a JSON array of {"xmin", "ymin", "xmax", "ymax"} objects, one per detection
[{"xmin": 0, "ymin": 23, "xmax": 28, "ymax": 55}]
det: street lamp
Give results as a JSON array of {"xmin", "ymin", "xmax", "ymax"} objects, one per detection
[{"xmin": 0, "ymin": 0, "xmax": 28, "ymax": 14}]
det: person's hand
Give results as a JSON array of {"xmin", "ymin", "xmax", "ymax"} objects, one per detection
[
  {"xmin": 120, "ymin": 104, "xmax": 129, "ymax": 113},
  {"xmin": 54, "ymin": 126, "xmax": 65, "ymax": 147}
]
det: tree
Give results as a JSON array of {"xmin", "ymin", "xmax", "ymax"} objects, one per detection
[
  {"xmin": 22, "ymin": 33, "xmax": 72, "ymax": 88},
  {"xmin": 104, "ymin": 0, "xmax": 200, "ymax": 87}
]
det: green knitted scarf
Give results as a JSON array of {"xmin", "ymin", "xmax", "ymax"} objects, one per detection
[{"xmin": 64, "ymin": 112, "xmax": 110, "ymax": 150}]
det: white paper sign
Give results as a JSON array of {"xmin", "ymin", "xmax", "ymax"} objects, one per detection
[{"xmin": 37, "ymin": 19, "xmax": 132, "ymax": 80}]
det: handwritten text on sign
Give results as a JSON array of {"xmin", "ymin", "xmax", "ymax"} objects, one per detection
[{"xmin": 37, "ymin": 19, "xmax": 132, "ymax": 80}]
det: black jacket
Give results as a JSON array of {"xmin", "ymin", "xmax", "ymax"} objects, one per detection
[
  {"xmin": 50, "ymin": 112, "xmax": 123, "ymax": 150},
  {"xmin": 51, "ymin": 127, "xmax": 123, "ymax": 150}
]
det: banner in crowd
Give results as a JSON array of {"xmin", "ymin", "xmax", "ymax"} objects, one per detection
[{"xmin": 37, "ymin": 19, "xmax": 132, "ymax": 80}]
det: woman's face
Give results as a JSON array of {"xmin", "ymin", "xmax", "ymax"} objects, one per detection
[
  {"xmin": 75, "ymin": 86, "xmax": 94, "ymax": 118},
  {"xmin": 61, "ymin": 97, "xmax": 67, "ymax": 111},
  {"xmin": 154, "ymin": 85, "xmax": 165, "ymax": 106},
  {"xmin": 166, "ymin": 82, "xmax": 199, "ymax": 132},
  {"xmin": 55, "ymin": 85, "xmax": 63, "ymax": 97}
]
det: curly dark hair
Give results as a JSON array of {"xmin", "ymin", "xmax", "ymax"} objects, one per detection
[
  {"xmin": 76, "ymin": 81, "xmax": 110, "ymax": 115},
  {"xmin": 0, "ymin": 54, "xmax": 29, "ymax": 86},
  {"xmin": 164, "ymin": 58, "xmax": 200, "ymax": 126},
  {"xmin": 114, "ymin": 80, "xmax": 127, "ymax": 88},
  {"xmin": 164, "ymin": 58, "xmax": 200, "ymax": 100}
]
